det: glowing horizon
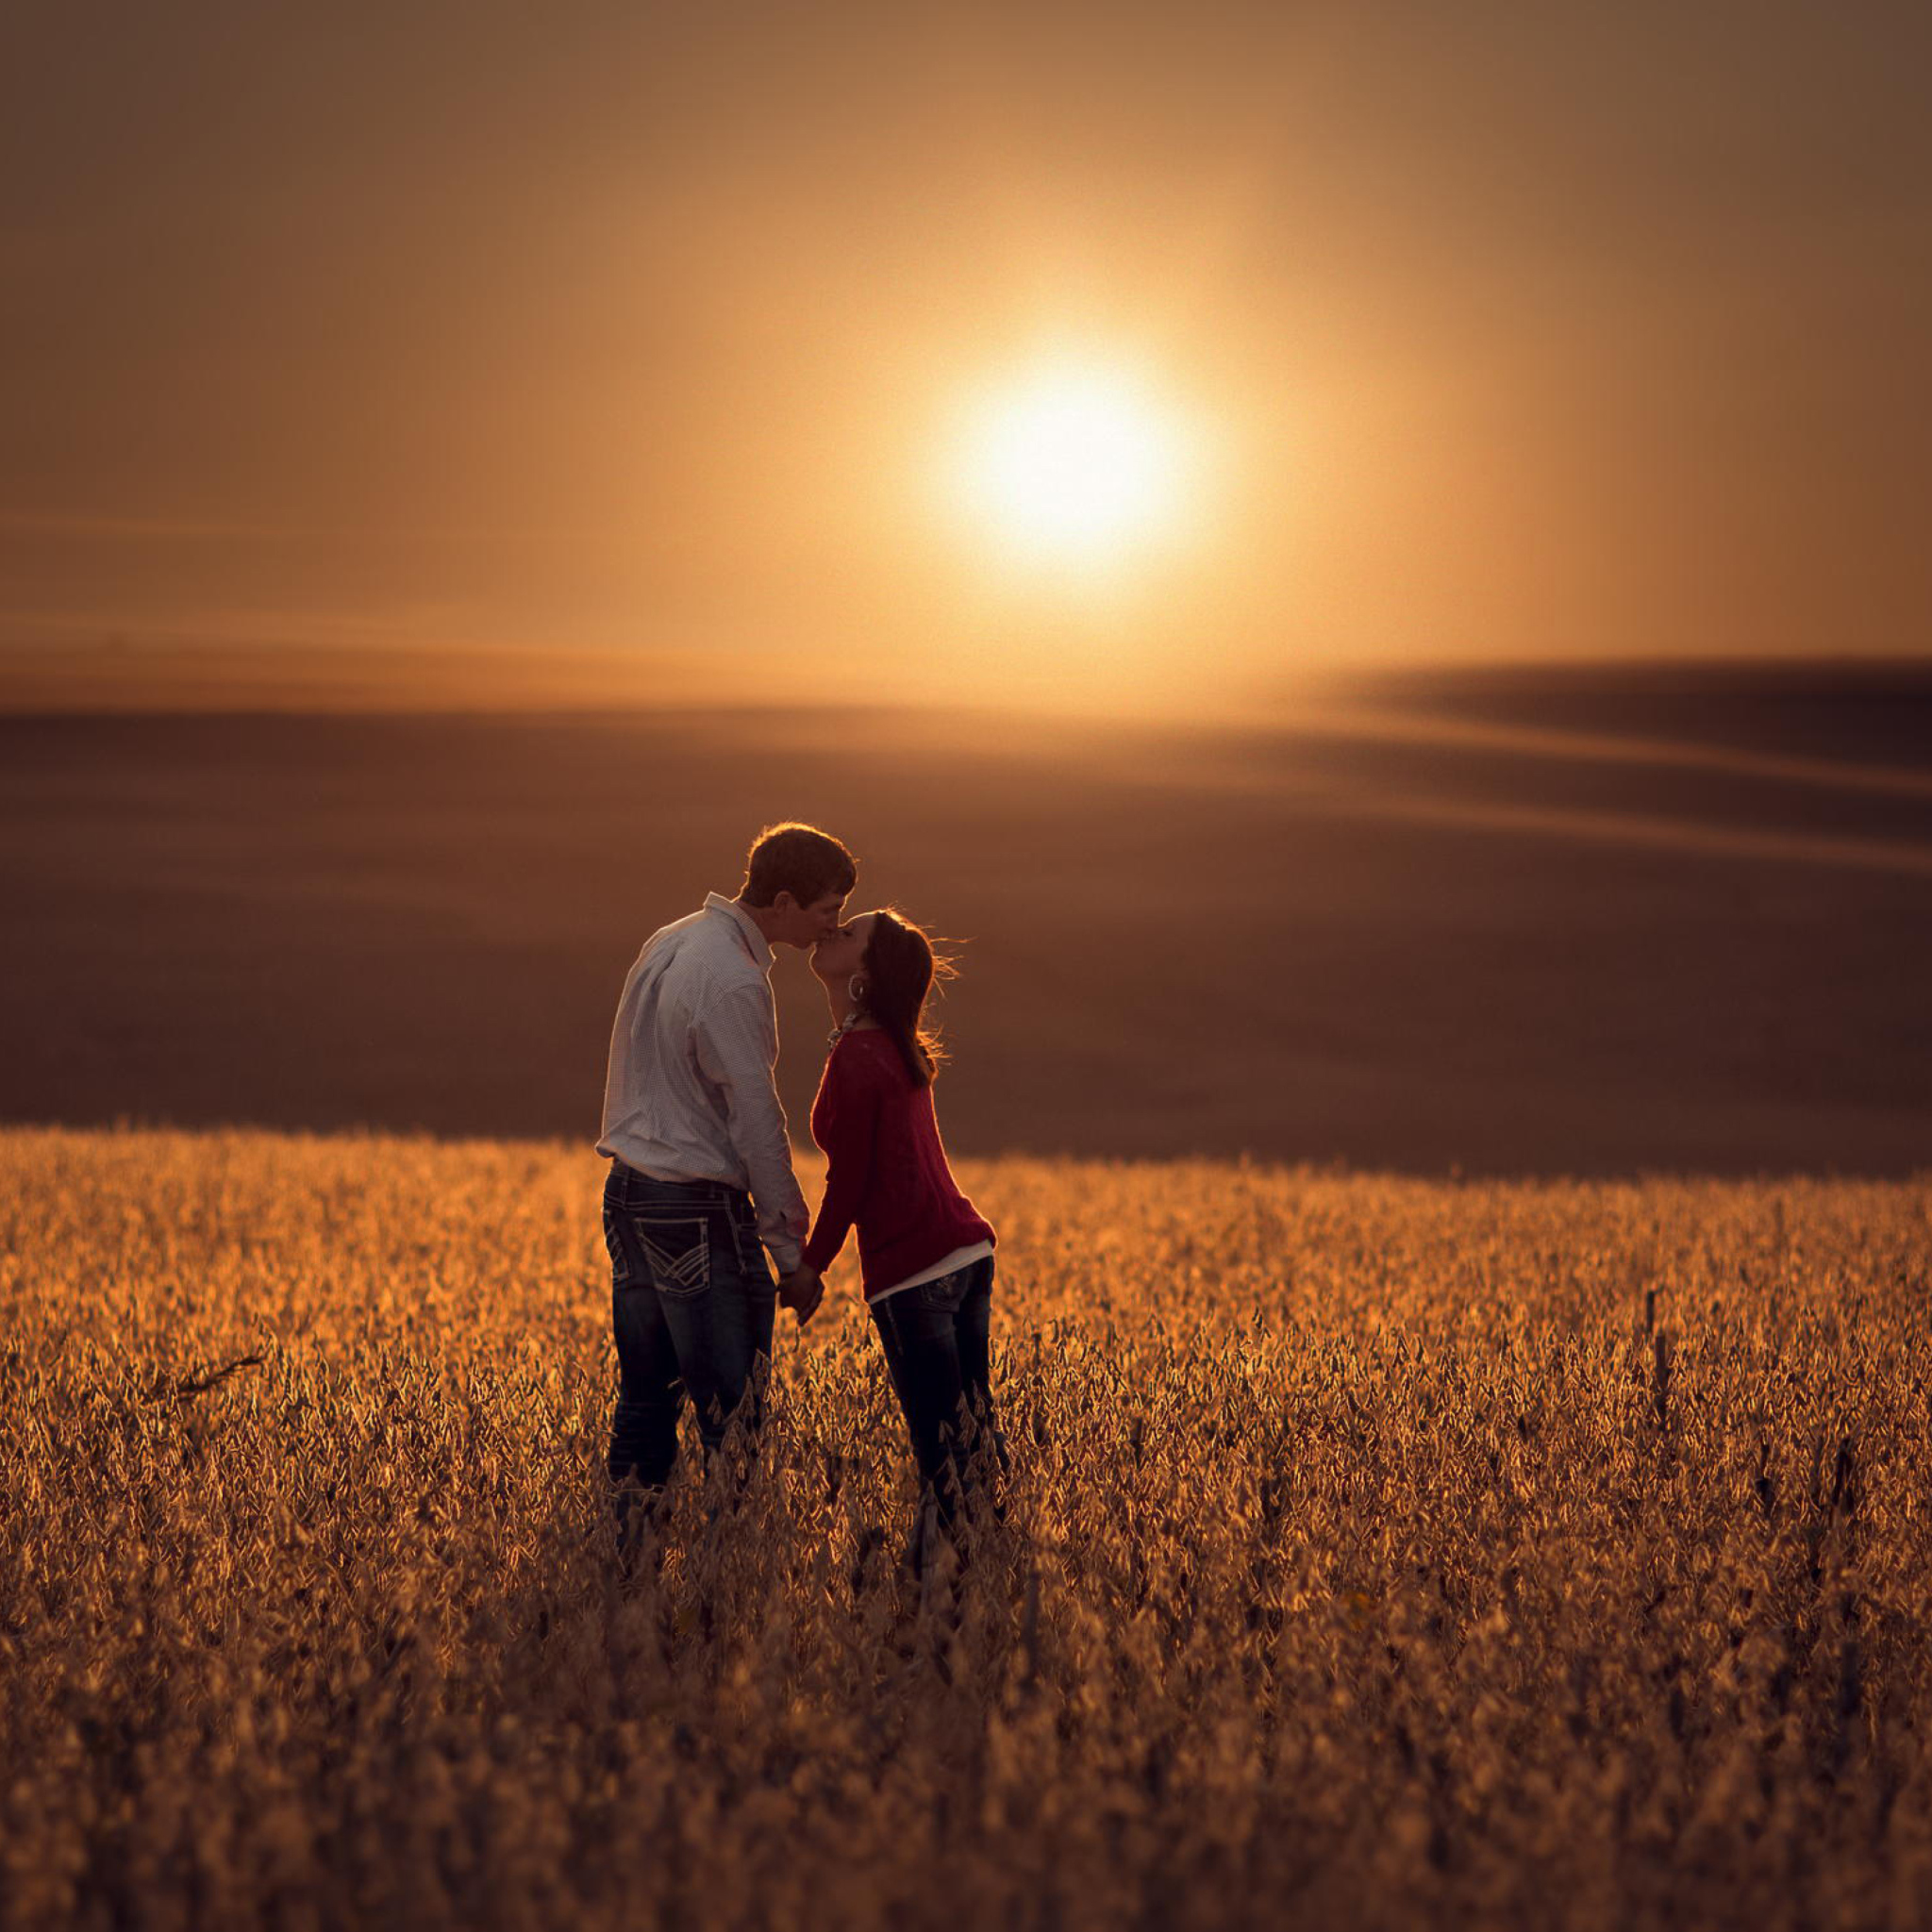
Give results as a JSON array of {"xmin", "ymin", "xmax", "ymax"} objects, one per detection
[{"xmin": 3, "ymin": 1, "xmax": 1928, "ymax": 708}]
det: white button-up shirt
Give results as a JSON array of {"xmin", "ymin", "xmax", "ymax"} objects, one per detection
[{"xmin": 597, "ymin": 892, "xmax": 809, "ymax": 1273}]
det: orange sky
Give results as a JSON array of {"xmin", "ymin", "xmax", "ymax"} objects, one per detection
[{"xmin": 2, "ymin": 0, "xmax": 1927, "ymax": 709}]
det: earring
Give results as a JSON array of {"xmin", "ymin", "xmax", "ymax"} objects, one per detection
[{"xmin": 848, "ymin": 975, "xmax": 867, "ymax": 1005}]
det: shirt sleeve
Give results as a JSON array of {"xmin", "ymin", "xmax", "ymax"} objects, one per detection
[
  {"xmin": 691, "ymin": 979, "xmax": 809, "ymax": 1274},
  {"xmin": 803, "ymin": 1047, "xmax": 881, "ymax": 1274}
]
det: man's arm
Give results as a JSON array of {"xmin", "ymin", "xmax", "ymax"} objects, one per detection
[{"xmin": 691, "ymin": 981, "xmax": 809, "ymax": 1274}]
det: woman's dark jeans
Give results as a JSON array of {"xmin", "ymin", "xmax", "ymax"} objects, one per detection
[
  {"xmin": 870, "ymin": 1255, "xmax": 1006, "ymax": 1569},
  {"xmin": 602, "ymin": 1161, "xmax": 776, "ymax": 1528}
]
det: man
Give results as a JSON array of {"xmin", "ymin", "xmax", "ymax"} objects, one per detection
[{"xmin": 597, "ymin": 822, "xmax": 853, "ymax": 1542}]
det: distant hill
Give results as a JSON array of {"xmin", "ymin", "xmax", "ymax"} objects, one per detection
[{"xmin": 1, "ymin": 659, "xmax": 1926, "ymax": 1174}]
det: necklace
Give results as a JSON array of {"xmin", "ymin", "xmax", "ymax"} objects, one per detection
[{"xmin": 828, "ymin": 1008, "xmax": 878, "ymax": 1048}]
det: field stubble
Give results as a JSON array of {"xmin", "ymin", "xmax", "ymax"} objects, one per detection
[{"xmin": 2, "ymin": 1127, "xmax": 1929, "ymax": 1930}]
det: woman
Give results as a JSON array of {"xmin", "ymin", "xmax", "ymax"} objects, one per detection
[{"xmin": 803, "ymin": 908, "xmax": 1005, "ymax": 1569}]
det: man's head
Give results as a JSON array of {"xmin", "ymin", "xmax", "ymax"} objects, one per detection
[{"xmin": 738, "ymin": 822, "xmax": 857, "ymax": 948}]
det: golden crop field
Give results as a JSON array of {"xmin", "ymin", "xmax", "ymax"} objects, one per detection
[{"xmin": 3, "ymin": 1125, "xmax": 1928, "ymax": 1931}]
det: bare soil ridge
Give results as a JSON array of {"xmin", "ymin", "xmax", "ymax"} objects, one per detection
[{"xmin": 0, "ymin": 658, "xmax": 1925, "ymax": 1174}]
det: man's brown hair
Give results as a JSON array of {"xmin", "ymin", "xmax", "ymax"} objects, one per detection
[{"xmin": 741, "ymin": 823, "xmax": 858, "ymax": 908}]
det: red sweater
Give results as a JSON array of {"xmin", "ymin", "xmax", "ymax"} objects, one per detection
[{"xmin": 803, "ymin": 1028, "xmax": 995, "ymax": 1297}]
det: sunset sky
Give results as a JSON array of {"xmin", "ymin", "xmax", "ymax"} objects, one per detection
[{"xmin": 3, "ymin": 0, "xmax": 1927, "ymax": 707}]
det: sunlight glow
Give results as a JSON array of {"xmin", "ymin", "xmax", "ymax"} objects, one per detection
[{"xmin": 950, "ymin": 360, "xmax": 1198, "ymax": 571}]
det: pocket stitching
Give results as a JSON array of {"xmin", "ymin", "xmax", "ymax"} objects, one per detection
[
  {"xmin": 602, "ymin": 1205, "xmax": 636, "ymax": 1290},
  {"xmin": 634, "ymin": 1216, "xmax": 712, "ymax": 1298}
]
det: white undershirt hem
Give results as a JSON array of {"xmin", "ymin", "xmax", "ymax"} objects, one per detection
[{"xmin": 867, "ymin": 1240, "xmax": 995, "ymax": 1306}]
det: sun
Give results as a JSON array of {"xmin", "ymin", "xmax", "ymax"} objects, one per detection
[{"xmin": 950, "ymin": 358, "xmax": 1198, "ymax": 570}]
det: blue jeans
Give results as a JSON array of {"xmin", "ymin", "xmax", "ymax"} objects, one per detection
[
  {"xmin": 870, "ymin": 1255, "xmax": 1006, "ymax": 1567},
  {"xmin": 602, "ymin": 1162, "xmax": 777, "ymax": 1511}
]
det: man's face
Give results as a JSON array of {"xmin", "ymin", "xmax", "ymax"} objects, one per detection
[{"xmin": 773, "ymin": 890, "xmax": 849, "ymax": 949}]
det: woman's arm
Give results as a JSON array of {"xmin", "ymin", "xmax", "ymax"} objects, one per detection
[{"xmin": 803, "ymin": 1050, "xmax": 882, "ymax": 1274}]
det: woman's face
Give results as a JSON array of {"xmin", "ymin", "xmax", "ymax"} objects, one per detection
[{"xmin": 809, "ymin": 910, "xmax": 876, "ymax": 988}]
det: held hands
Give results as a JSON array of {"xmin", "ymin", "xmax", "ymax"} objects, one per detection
[{"xmin": 777, "ymin": 1262, "xmax": 824, "ymax": 1326}]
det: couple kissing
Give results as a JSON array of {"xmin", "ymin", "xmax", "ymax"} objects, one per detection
[{"xmin": 596, "ymin": 823, "xmax": 1004, "ymax": 1575}]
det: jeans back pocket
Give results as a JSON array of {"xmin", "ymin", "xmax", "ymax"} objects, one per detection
[
  {"xmin": 917, "ymin": 1265, "xmax": 973, "ymax": 1313},
  {"xmin": 634, "ymin": 1216, "xmax": 712, "ymax": 1299}
]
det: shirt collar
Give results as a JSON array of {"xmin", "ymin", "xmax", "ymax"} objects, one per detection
[{"xmin": 705, "ymin": 891, "xmax": 775, "ymax": 973}]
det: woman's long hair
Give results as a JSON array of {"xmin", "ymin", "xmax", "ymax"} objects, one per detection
[{"xmin": 860, "ymin": 908, "xmax": 951, "ymax": 1087}]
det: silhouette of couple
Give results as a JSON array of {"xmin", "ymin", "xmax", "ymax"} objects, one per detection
[{"xmin": 596, "ymin": 823, "xmax": 1004, "ymax": 1574}]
